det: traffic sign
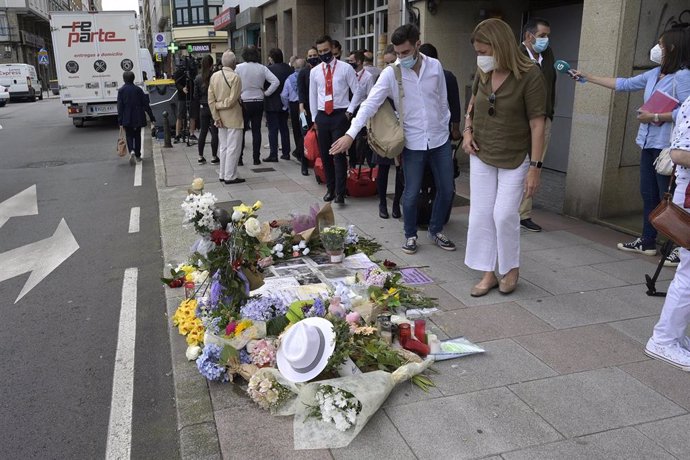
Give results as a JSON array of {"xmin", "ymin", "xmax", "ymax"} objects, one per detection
[
  {"xmin": 168, "ymin": 42, "xmax": 179, "ymax": 54},
  {"xmin": 38, "ymin": 54, "xmax": 49, "ymax": 65}
]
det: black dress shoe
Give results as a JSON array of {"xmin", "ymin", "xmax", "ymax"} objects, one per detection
[
  {"xmin": 210, "ymin": 157, "xmax": 220, "ymax": 164},
  {"xmin": 323, "ymin": 192, "xmax": 335, "ymax": 202},
  {"xmin": 238, "ymin": 159, "xmax": 244, "ymax": 166},
  {"xmin": 262, "ymin": 157, "xmax": 279, "ymax": 162},
  {"xmin": 198, "ymin": 157, "xmax": 207, "ymax": 164},
  {"xmin": 334, "ymin": 195, "xmax": 345, "ymax": 205},
  {"xmin": 280, "ymin": 155, "xmax": 290, "ymax": 160},
  {"xmin": 520, "ymin": 218, "xmax": 542, "ymax": 232},
  {"xmin": 392, "ymin": 204, "xmax": 401, "ymax": 219},
  {"xmin": 253, "ymin": 159, "xmax": 261, "ymax": 165},
  {"xmin": 379, "ymin": 205, "xmax": 389, "ymax": 219},
  {"xmin": 224, "ymin": 178, "xmax": 246, "ymax": 184},
  {"xmin": 301, "ymin": 168, "xmax": 309, "ymax": 176}
]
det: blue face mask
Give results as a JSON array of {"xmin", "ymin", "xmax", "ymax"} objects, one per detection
[
  {"xmin": 319, "ymin": 52, "xmax": 333, "ymax": 64},
  {"xmin": 398, "ymin": 52, "xmax": 417, "ymax": 69},
  {"xmin": 533, "ymin": 37, "xmax": 549, "ymax": 53}
]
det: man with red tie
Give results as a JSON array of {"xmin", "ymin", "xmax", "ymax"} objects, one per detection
[{"xmin": 309, "ymin": 35, "xmax": 360, "ymax": 204}]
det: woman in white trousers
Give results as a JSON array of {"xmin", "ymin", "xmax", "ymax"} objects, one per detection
[
  {"xmin": 462, "ymin": 18, "xmax": 546, "ymax": 297},
  {"xmin": 645, "ymin": 95, "xmax": 690, "ymax": 371}
]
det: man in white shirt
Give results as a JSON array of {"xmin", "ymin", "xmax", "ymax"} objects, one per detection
[
  {"xmin": 363, "ymin": 51, "xmax": 381, "ymax": 80},
  {"xmin": 310, "ymin": 35, "xmax": 360, "ymax": 204},
  {"xmin": 330, "ymin": 24, "xmax": 456, "ymax": 254}
]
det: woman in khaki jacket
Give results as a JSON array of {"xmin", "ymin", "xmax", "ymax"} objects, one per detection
[{"xmin": 209, "ymin": 50, "xmax": 245, "ymax": 184}]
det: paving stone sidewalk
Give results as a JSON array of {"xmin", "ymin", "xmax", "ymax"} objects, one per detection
[{"xmin": 152, "ymin": 134, "xmax": 690, "ymax": 460}]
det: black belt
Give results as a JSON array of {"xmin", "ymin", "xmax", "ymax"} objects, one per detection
[{"xmin": 318, "ymin": 108, "xmax": 347, "ymax": 115}]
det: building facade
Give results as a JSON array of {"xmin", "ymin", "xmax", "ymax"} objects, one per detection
[{"xmin": 167, "ymin": 0, "xmax": 228, "ymax": 65}]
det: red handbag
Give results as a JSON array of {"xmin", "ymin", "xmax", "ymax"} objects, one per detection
[
  {"xmin": 304, "ymin": 126, "xmax": 319, "ymax": 166},
  {"xmin": 314, "ymin": 157, "xmax": 327, "ymax": 185},
  {"xmin": 347, "ymin": 164, "xmax": 378, "ymax": 197}
]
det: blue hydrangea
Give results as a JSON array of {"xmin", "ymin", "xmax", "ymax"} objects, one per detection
[
  {"xmin": 196, "ymin": 344, "xmax": 229, "ymax": 382},
  {"xmin": 305, "ymin": 297, "xmax": 325, "ymax": 317},
  {"xmin": 201, "ymin": 315, "xmax": 222, "ymax": 335},
  {"xmin": 240, "ymin": 295, "xmax": 288, "ymax": 321},
  {"xmin": 239, "ymin": 348, "xmax": 251, "ymax": 364}
]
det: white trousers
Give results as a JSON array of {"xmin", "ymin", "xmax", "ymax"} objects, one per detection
[
  {"xmin": 652, "ymin": 172, "xmax": 690, "ymax": 346},
  {"xmin": 218, "ymin": 127, "xmax": 243, "ymax": 181},
  {"xmin": 465, "ymin": 155, "xmax": 529, "ymax": 275}
]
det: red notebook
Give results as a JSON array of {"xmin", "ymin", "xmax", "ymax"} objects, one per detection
[{"xmin": 640, "ymin": 89, "xmax": 679, "ymax": 114}]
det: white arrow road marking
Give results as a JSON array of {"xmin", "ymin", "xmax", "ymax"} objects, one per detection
[
  {"xmin": 0, "ymin": 218, "xmax": 79, "ymax": 303},
  {"xmin": 0, "ymin": 185, "xmax": 38, "ymax": 229},
  {"xmin": 105, "ymin": 267, "xmax": 138, "ymax": 460}
]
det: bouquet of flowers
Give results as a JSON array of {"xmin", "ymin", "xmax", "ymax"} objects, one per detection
[
  {"xmin": 247, "ymin": 370, "xmax": 296, "ymax": 412},
  {"xmin": 320, "ymin": 226, "xmax": 347, "ymax": 263},
  {"xmin": 172, "ymin": 299, "xmax": 205, "ymax": 346},
  {"xmin": 181, "ymin": 192, "xmax": 220, "ymax": 235},
  {"xmin": 309, "ymin": 384, "xmax": 362, "ymax": 432}
]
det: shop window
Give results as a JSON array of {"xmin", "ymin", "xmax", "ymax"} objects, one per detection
[
  {"xmin": 345, "ymin": 0, "xmax": 387, "ymax": 55},
  {"xmin": 173, "ymin": 0, "xmax": 219, "ymax": 27}
]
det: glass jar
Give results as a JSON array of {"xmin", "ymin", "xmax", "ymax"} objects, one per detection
[
  {"xmin": 184, "ymin": 281, "xmax": 195, "ymax": 299},
  {"xmin": 414, "ymin": 319, "xmax": 426, "ymax": 344},
  {"xmin": 398, "ymin": 323, "xmax": 411, "ymax": 346}
]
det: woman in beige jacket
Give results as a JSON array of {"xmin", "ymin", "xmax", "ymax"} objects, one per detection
[{"xmin": 209, "ymin": 50, "xmax": 244, "ymax": 184}]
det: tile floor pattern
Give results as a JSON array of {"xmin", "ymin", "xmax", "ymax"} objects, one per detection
[{"xmin": 158, "ymin": 136, "xmax": 689, "ymax": 459}]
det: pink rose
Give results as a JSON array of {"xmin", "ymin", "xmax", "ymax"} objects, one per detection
[{"xmin": 346, "ymin": 312, "xmax": 361, "ymax": 324}]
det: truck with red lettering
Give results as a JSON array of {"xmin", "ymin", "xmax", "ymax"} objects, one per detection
[{"xmin": 50, "ymin": 11, "xmax": 142, "ymax": 127}]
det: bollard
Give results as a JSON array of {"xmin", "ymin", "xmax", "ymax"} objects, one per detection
[{"xmin": 163, "ymin": 111, "xmax": 172, "ymax": 148}]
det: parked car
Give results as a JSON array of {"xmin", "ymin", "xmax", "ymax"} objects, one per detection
[
  {"xmin": 0, "ymin": 85, "xmax": 9, "ymax": 106},
  {"xmin": 49, "ymin": 79, "xmax": 59, "ymax": 95},
  {"xmin": 0, "ymin": 63, "xmax": 41, "ymax": 102}
]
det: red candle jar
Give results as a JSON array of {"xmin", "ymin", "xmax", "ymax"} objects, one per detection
[
  {"xmin": 398, "ymin": 323, "xmax": 411, "ymax": 346},
  {"xmin": 184, "ymin": 281, "xmax": 195, "ymax": 299},
  {"xmin": 403, "ymin": 338, "xmax": 430, "ymax": 357},
  {"xmin": 414, "ymin": 319, "xmax": 426, "ymax": 344}
]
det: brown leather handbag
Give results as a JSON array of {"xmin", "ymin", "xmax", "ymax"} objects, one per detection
[{"xmin": 649, "ymin": 168, "xmax": 690, "ymax": 249}]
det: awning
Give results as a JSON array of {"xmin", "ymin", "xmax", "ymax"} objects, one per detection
[{"xmin": 213, "ymin": 8, "xmax": 236, "ymax": 31}]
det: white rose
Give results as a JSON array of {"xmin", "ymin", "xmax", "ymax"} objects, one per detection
[
  {"xmin": 232, "ymin": 210, "xmax": 243, "ymax": 222},
  {"xmin": 244, "ymin": 217, "xmax": 262, "ymax": 237},
  {"xmin": 274, "ymin": 243, "xmax": 284, "ymax": 252},
  {"xmin": 185, "ymin": 345, "xmax": 202, "ymax": 361}
]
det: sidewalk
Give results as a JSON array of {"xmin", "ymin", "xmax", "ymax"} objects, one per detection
[{"xmin": 152, "ymin": 133, "xmax": 690, "ymax": 460}]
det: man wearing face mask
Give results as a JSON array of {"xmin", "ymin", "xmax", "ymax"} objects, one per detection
[
  {"xmin": 518, "ymin": 17, "xmax": 556, "ymax": 233},
  {"xmin": 310, "ymin": 35, "xmax": 360, "ymax": 205},
  {"xmin": 298, "ymin": 47, "xmax": 320, "ymax": 129},
  {"xmin": 330, "ymin": 24, "xmax": 456, "ymax": 254}
]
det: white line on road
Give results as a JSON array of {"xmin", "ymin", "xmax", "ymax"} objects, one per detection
[
  {"xmin": 134, "ymin": 162, "xmax": 142, "ymax": 187},
  {"xmin": 140, "ymin": 128, "xmax": 145, "ymax": 158},
  {"xmin": 128, "ymin": 207, "xmax": 140, "ymax": 233},
  {"xmin": 105, "ymin": 267, "xmax": 138, "ymax": 460}
]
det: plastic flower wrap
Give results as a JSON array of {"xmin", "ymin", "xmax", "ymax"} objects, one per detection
[
  {"xmin": 247, "ymin": 368, "xmax": 297, "ymax": 412},
  {"xmin": 204, "ymin": 319, "xmax": 267, "ymax": 350},
  {"xmin": 345, "ymin": 225, "xmax": 359, "ymax": 245},
  {"xmin": 309, "ymin": 385, "xmax": 362, "ymax": 432},
  {"xmin": 181, "ymin": 192, "xmax": 220, "ymax": 235},
  {"xmin": 290, "ymin": 204, "xmax": 320, "ymax": 234}
]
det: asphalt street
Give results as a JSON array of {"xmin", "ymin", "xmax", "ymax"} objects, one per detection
[{"xmin": 0, "ymin": 97, "xmax": 179, "ymax": 458}]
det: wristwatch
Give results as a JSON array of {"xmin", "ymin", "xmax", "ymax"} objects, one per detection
[
  {"xmin": 529, "ymin": 160, "xmax": 543, "ymax": 169},
  {"xmin": 653, "ymin": 113, "xmax": 660, "ymax": 123}
]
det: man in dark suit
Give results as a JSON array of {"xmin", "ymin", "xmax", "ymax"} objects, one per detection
[
  {"xmin": 518, "ymin": 17, "xmax": 556, "ymax": 232},
  {"xmin": 264, "ymin": 48, "xmax": 293, "ymax": 161},
  {"xmin": 117, "ymin": 71, "xmax": 155, "ymax": 165}
]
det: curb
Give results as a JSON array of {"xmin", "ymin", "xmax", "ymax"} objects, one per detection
[{"xmin": 152, "ymin": 139, "xmax": 222, "ymax": 460}]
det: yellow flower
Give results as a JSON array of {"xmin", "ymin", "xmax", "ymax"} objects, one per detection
[
  {"xmin": 233, "ymin": 203, "xmax": 253, "ymax": 214},
  {"xmin": 234, "ymin": 319, "xmax": 253, "ymax": 336},
  {"xmin": 252, "ymin": 200, "xmax": 263, "ymax": 210},
  {"xmin": 185, "ymin": 272, "xmax": 194, "ymax": 282},
  {"xmin": 178, "ymin": 264, "xmax": 196, "ymax": 275}
]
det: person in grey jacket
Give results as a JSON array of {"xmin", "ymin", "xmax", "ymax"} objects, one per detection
[{"xmin": 235, "ymin": 46, "xmax": 280, "ymax": 165}]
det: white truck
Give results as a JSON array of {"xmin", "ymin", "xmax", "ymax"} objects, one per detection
[{"xmin": 50, "ymin": 10, "xmax": 143, "ymax": 127}]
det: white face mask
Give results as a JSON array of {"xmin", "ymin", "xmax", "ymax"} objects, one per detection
[
  {"xmin": 477, "ymin": 55, "xmax": 495, "ymax": 73},
  {"xmin": 650, "ymin": 44, "xmax": 663, "ymax": 65}
]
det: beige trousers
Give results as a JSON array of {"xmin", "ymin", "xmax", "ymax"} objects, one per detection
[{"xmin": 519, "ymin": 117, "xmax": 552, "ymax": 220}]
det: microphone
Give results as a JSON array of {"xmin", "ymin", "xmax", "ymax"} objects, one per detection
[{"xmin": 554, "ymin": 60, "xmax": 587, "ymax": 83}]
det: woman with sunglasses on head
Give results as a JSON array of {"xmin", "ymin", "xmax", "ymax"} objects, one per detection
[
  {"xmin": 462, "ymin": 18, "xmax": 546, "ymax": 297},
  {"xmin": 571, "ymin": 27, "xmax": 690, "ymax": 267}
]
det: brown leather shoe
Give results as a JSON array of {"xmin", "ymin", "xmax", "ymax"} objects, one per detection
[
  {"xmin": 499, "ymin": 272, "xmax": 519, "ymax": 295},
  {"xmin": 470, "ymin": 280, "xmax": 499, "ymax": 297}
]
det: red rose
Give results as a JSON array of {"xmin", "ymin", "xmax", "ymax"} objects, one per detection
[
  {"xmin": 210, "ymin": 229, "xmax": 230, "ymax": 245},
  {"xmin": 226, "ymin": 321, "xmax": 236, "ymax": 336}
]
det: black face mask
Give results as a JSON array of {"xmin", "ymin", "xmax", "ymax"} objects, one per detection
[
  {"xmin": 307, "ymin": 57, "xmax": 320, "ymax": 67},
  {"xmin": 319, "ymin": 52, "xmax": 334, "ymax": 64},
  {"xmin": 349, "ymin": 62, "xmax": 358, "ymax": 71}
]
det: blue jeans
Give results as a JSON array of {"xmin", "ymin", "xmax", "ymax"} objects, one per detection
[
  {"xmin": 640, "ymin": 148, "xmax": 671, "ymax": 242},
  {"xmin": 401, "ymin": 139, "xmax": 454, "ymax": 238}
]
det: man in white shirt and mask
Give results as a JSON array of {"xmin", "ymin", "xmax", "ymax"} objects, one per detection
[
  {"xmin": 310, "ymin": 35, "xmax": 359, "ymax": 204},
  {"xmin": 330, "ymin": 24, "xmax": 456, "ymax": 254}
]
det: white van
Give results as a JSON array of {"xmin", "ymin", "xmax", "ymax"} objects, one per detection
[{"xmin": 0, "ymin": 63, "xmax": 41, "ymax": 102}]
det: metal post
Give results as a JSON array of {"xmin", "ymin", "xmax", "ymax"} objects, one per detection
[{"xmin": 163, "ymin": 111, "xmax": 172, "ymax": 148}]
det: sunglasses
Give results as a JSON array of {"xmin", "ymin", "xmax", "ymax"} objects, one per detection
[{"xmin": 488, "ymin": 93, "xmax": 496, "ymax": 116}]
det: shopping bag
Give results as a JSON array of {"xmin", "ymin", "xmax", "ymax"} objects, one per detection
[
  {"xmin": 346, "ymin": 165, "xmax": 378, "ymax": 197},
  {"xmin": 304, "ymin": 126, "xmax": 319, "ymax": 166},
  {"xmin": 117, "ymin": 127, "xmax": 128, "ymax": 157}
]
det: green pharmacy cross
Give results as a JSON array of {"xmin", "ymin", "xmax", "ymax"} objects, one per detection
[{"xmin": 168, "ymin": 42, "xmax": 179, "ymax": 54}]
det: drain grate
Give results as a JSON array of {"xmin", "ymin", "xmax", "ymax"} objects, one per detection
[{"xmin": 251, "ymin": 167, "xmax": 275, "ymax": 173}]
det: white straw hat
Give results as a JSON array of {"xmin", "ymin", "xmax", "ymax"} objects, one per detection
[{"xmin": 277, "ymin": 317, "xmax": 336, "ymax": 383}]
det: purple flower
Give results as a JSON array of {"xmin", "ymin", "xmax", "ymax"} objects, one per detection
[
  {"xmin": 196, "ymin": 344, "xmax": 229, "ymax": 382},
  {"xmin": 239, "ymin": 348, "xmax": 251, "ymax": 364},
  {"xmin": 305, "ymin": 297, "xmax": 325, "ymax": 317},
  {"xmin": 240, "ymin": 296, "xmax": 288, "ymax": 321}
]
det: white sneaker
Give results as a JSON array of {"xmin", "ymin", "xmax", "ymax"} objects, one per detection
[
  {"xmin": 129, "ymin": 152, "xmax": 136, "ymax": 166},
  {"xmin": 645, "ymin": 338, "xmax": 690, "ymax": 371}
]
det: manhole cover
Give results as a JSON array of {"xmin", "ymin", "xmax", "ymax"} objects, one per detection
[
  {"xmin": 251, "ymin": 167, "xmax": 275, "ymax": 173},
  {"xmin": 26, "ymin": 160, "xmax": 67, "ymax": 168}
]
